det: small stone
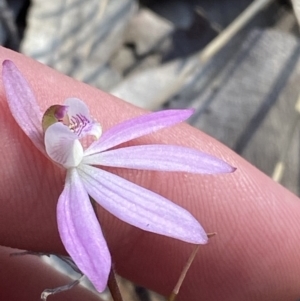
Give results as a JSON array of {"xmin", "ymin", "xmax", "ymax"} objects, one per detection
[
  {"xmin": 125, "ymin": 8, "xmax": 174, "ymax": 56},
  {"xmin": 110, "ymin": 46, "xmax": 136, "ymax": 74}
]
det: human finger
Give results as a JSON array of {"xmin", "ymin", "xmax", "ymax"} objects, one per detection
[{"xmin": 0, "ymin": 47, "xmax": 299, "ymax": 301}]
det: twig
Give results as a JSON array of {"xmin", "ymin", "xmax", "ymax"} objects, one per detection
[
  {"xmin": 10, "ymin": 250, "xmax": 51, "ymax": 257},
  {"xmin": 151, "ymin": 0, "xmax": 275, "ymax": 108},
  {"xmin": 41, "ymin": 277, "xmax": 83, "ymax": 301},
  {"xmin": 11, "ymin": 250, "xmax": 84, "ymax": 299}
]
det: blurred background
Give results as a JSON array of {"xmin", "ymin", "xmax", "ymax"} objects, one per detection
[{"xmin": 2, "ymin": 0, "xmax": 300, "ymax": 300}]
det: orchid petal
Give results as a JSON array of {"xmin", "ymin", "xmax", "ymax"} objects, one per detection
[
  {"xmin": 45, "ymin": 123, "xmax": 83, "ymax": 168},
  {"xmin": 57, "ymin": 168, "xmax": 111, "ymax": 292},
  {"xmin": 2, "ymin": 60, "xmax": 45, "ymax": 153},
  {"xmin": 84, "ymin": 109, "xmax": 194, "ymax": 156},
  {"xmin": 78, "ymin": 164, "xmax": 207, "ymax": 244},
  {"xmin": 83, "ymin": 144, "xmax": 235, "ymax": 174},
  {"xmin": 64, "ymin": 98, "xmax": 102, "ymax": 139}
]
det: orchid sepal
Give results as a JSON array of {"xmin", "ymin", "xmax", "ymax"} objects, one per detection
[
  {"xmin": 83, "ymin": 144, "xmax": 235, "ymax": 174},
  {"xmin": 57, "ymin": 168, "xmax": 111, "ymax": 292},
  {"xmin": 78, "ymin": 164, "xmax": 208, "ymax": 244}
]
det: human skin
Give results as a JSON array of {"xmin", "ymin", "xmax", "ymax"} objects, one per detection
[{"xmin": 0, "ymin": 47, "xmax": 299, "ymax": 301}]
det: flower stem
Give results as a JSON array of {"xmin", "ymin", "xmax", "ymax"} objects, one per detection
[
  {"xmin": 108, "ymin": 268, "xmax": 124, "ymax": 301},
  {"xmin": 167, "ymin": 232, "xmax": 217, "ymax": 301},
  {"xmin": 167, "ymin": 245, "xmax": 200, "ymax": 301}
]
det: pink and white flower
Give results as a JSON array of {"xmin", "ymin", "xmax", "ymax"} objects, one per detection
[{"xmin": 2, "ymin": 60, "xmax": 235, "ymax": 292}]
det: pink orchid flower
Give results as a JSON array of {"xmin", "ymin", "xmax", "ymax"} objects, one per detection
[{"xmin": 2, "ymin": 60, "xmax": 235, "ymax": 292}]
